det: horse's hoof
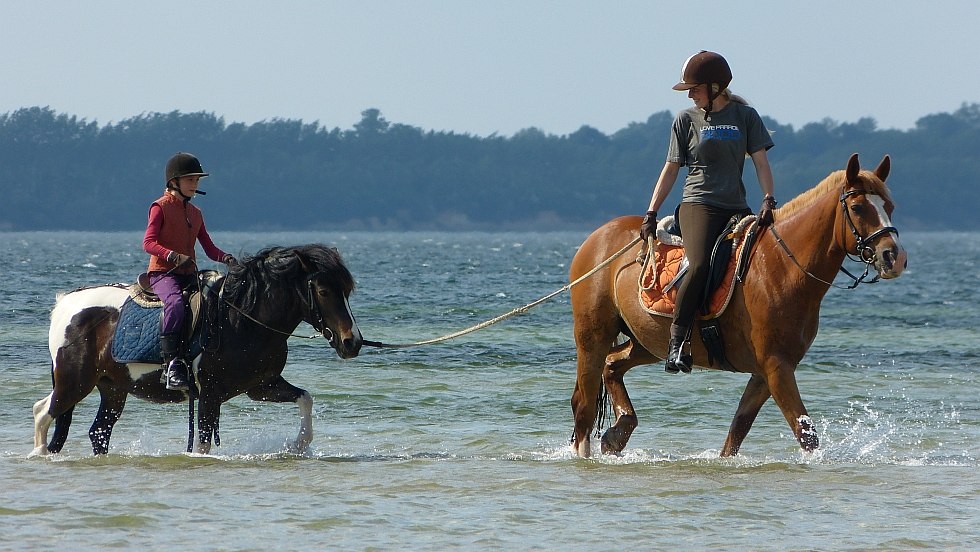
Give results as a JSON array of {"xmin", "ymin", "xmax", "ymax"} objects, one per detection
[
  {"xmin": 571, "ymin": 438, "xmax": 591, "ymax": 458},
  {"xmin": 28, "ymin": 446, "xmax": 50, "ymax": 458},
  {"xmin": 798, "ymin": 415, "xmax": 819, "ymax": 451},
  {"xmin": 600, "ymin": 421, "xmax": 635, "ymax": 455}
]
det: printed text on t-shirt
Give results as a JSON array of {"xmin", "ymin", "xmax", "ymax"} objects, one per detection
[{"xmin": 700, "ymin": 125, "xmax": 741, "ymax": 141}]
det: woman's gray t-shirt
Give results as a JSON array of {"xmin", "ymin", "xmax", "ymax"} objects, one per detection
[{"xmin": 667, "ymin": 102, "xmax": 774, "ymax": 209}]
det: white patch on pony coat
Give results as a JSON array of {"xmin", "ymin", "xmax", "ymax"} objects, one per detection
[
  {"xmin": 343, "ymin": 296, "xmax": 363, "ymax": 343},
  {"xmin": 293, "ymin": 391, "xmax": 314, "ymax": 452},
  {"xmin": 30, "ymin": 393, "xmax": 54, "ymax": 456},
  {"xmin": 48, "ymin": 285, "xmax": 129, "ymax": 363}
]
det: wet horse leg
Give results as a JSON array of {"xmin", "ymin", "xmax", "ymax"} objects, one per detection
[
  {"xmin": 89, "ymin": 383, "xmax": 129, "ymax": 455},
  {"xmin": 766, "ymin": 365, "xmax": 819, "ymax": 452},
  {"xmin": 570, "ymin": 324, "xmax": 620, "ymax": 458},
  {"xmin": 246, "ymin": 375, "xmax": 313, "ymax": 453},
  {"xmin": 31, "ymin": 393, "xmax": 58, "ymax": 456},
  {"xmin": 196, "ymin": 396, "xmax": 220, "ymax": 455},
  {"xmin": 720, "ymin": 374, "xmax": 771, "ymax": 457},
  {"xmin": 32, "ymin": 349, "xmax": 98, "ymax": 456},
  {"xmin": 600, "ymin": 339, "xmax": 657, "ymax": 455}
]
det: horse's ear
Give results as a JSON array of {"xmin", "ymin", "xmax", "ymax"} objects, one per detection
[
  {"xmin": 846, "ymin": 153, "xmax": 860, "ymax": 182},
  {"xmin": 874, "ymin": 155, "xmax": 891, "ymax": 182}
]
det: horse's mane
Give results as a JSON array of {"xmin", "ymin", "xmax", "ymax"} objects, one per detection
[
  {"xmin": 222, "ymin": 244, "xmax": 354, "ymax": 314},
  {"xmin": 777, "ymin": 168, "xmax": 893, "ymax": 219}
]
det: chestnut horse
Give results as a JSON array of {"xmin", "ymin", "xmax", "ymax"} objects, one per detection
[
  {"xmin": 569, "ymin": 154, "xmax": 907, "ymax": 458},
  {"xmin": 31, "ymin": 244, "xmax": 363, "ymax": 456}
]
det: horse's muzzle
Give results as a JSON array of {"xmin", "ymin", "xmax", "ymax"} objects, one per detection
[{"xmin": 876, "ymin": 242, "xmax": 908, "ymax": 279}]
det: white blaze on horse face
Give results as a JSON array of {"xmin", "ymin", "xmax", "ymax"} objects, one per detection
[
  {"xmin": 869, "ymin": 195, "xmax": 907, "ymax": 274},
  {"xmin": 343, "ymin": 295, "xmax": 362, "ymax": 342},
  {"xmin": 48, "ymin": 286, "xmax": 129, "ymax": 363}
]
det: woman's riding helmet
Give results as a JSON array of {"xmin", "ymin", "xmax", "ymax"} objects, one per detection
[{"xmin": 672, "ymin": 51, "xmax": 732, "ymax": 96}]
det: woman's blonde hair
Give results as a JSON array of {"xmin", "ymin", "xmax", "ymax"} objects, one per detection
[{"xmin": 711, "ymin": 84, "xmax": 749, "ymax": 105}]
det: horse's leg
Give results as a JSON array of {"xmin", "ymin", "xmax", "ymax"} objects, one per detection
[
  {"xmin": 720, "ymin": 374, "xmax": 772, "ymax": 457},
  {"xmin": 600, "ymin": 339, "xmax": 657, "ymax": 455},
  {"xmin": 88, "ymin": 382, "xmax": 129, "ymax": 455},
  {"xmin": 570, "ymin": 323, "xmax": 620, "ymax": 458},
  {"xmin": 32, "ymin": 349, "xmax": 98, "ymax": 456},
  {"xmin": 195, "ymin": 396, "xmax": 220, "ymax": 455},
  {"xmin": 31, "ymin": 393, "xmax": 58, "ymax": 457},
  {"xmin": 246, "ymin": 376, "xmax": 313, "ymax": 453},
  {"xmin": 766, "ymin": 366, "xmax": 819, "ymax": 452}
]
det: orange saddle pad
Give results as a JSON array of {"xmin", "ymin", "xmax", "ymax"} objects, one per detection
[{"xmin": 639, "ymin": 241, "xmax": 742, "ymax": 318}]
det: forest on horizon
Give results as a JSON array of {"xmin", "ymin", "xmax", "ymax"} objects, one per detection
[{"xmin": 2, "ymin": 103, "xmax": 978, "ymax": 232}]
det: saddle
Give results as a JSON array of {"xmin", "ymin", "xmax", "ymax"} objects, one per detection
[
  {"xmin": 111, "ymin": 271, "xmax": 225, "ymax": 364},
  {"xmin": 639, "ymin": 214, "xmax": 761, "ymax": 371},
  {"xmin": 639, "ymin": 215, "xmax": 756, "ymax": 318}
]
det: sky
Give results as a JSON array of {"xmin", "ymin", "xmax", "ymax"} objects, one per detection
[{"xmin": 3, "ymin": 1, "xmax": 978, "ymax": 137}]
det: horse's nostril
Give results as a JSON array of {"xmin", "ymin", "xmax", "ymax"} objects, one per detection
[{"xmin": 882, "ymin": 250, "xmax": 895, "ymax": 269}]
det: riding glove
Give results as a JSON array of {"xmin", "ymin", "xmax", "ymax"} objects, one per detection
[
  {"xmin": 167, "ymin": 251, "xmax": 192, "ymax": 267},
  {"xmin": 758, "ymin": 196, "xmax": 777, "ymax": 227},
  {"xmin": 639, "ymin": 210, "xmax": 658, "ymax": 241},
  {"xmin": 221, "ymin": 254, "xmax": 238, "ymax": 267}
]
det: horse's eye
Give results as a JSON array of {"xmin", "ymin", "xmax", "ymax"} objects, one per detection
[
  {"xmin": 316, "ymin": 287, "xmax": 331, "ymax": 298},
  {"xmin": 850, "ymin": 203, "xmax": 864, "ymax": 215}
]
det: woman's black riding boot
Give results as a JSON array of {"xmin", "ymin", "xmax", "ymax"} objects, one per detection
[
  {"xmin": 159, "ymin": 333, "xmax": 190, "ymax": 391},
  {"xmin": 665, "ymin": 325, "xmax": 693, "ymax": 374}
]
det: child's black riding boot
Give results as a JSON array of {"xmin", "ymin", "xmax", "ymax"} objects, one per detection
[
  {"xmin": 159, "ymin": 333, "xmax": 190, "ymax": 391},
  {"xmin": 665, "ymin": 324, "xmax": 693, "ymax": 374}
]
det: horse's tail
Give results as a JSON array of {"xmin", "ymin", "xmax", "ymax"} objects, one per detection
[{"xmin": 47, "ymin": 407, "xmax": 74, "ymax": 454}]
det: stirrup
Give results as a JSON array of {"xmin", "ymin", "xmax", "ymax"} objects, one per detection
[
  {"xmin": 664, "ymin": 338, "xmax": 693, "ymax": 374},
  {"xmin": 161, "ymin": 359, "xmax": 190, "ymax": 391}
]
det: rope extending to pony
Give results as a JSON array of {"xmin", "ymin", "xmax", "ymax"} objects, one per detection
[{"xmin": 362, "ymin": 235, "xmax": 644, "ymax": 349}]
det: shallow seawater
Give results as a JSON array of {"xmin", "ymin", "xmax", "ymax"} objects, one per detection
[{"xmin": 1, "ymin": 231, "xmax": 977, "ymax": 550}]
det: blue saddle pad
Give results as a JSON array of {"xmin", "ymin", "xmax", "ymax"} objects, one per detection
[{"xmin": 112, "ymin": 297, "xmax": 162, "ymax": 363}]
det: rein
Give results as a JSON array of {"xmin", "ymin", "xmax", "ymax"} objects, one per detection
[
  {"xmin": 770, "ymin": 188, "xmax": 899, "ymax": 290},
  {"xmin": 221, "ymin": 273, "xmax": 332, "ymax": 341},
  {"xmin": 362, "ymin": 235, "xmax": 644, "ymax": 349}
]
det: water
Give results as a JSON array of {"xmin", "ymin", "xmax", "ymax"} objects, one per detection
[{"xmin": 1, "ymin": 231, "xmax": 977, "ymax": 550}]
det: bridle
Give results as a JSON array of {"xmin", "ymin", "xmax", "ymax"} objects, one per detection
[
  {"xmin": 303, "ymin": 271, "xmax": 338, "ymax": 347},
  {"xmin": 770, "ymin": 187, "xmax": 899, "ymax": 290},
  {"xmin": 221, "ymin": 271, "xmax": 341, "ymax": 346},
  {"xmin": 839, "ymin": 189, "xmax": 899, "ymax": 265}
]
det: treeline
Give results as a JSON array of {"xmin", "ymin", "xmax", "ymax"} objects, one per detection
[{"xmin": 1, "ymin": 104, "xmax": 977, "ymax": 231}]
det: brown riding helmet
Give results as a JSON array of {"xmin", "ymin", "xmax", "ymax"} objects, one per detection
[{"xmin": 672, "ymin": 51, "xmax": 732, "ymax": 96}]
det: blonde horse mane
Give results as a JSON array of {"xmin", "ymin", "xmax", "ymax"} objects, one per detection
[{"xmin": 777, "ymin": 167, "xmax": 893, "ymax": 219}]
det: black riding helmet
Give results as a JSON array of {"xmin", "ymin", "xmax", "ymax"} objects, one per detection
[{"xmin": 165, "ymin": 152, "xmax": 209, "ymax": 186}]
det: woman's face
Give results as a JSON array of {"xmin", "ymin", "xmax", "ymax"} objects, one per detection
[{"xmin": 687, "ymin": 84, "xmax": 709, "ymax": 109}]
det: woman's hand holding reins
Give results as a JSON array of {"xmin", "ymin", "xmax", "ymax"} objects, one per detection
[
  {"xmin": 758, "ymin": 195, "xmax": 777, "ymax": 227},
  {"xmin": 639, "ymin": 210, "xmax": 658, "ymax": 241}
]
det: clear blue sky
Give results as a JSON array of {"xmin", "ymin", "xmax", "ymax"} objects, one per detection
[{"xmin": 3, "ymin": 1, "xmax": 976, "ymax": 136}]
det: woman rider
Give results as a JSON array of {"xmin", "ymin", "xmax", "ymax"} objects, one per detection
[{"xmin": 639, "ymin": 51, "xmax": 777, "ymax": 374}]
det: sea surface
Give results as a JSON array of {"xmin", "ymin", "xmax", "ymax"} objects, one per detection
[{"xmin": 1, "ymin": 230, "xmax": 977, "ymax": 551}]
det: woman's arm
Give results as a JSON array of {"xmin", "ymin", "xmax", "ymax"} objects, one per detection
[
  {"xmin": 750, "ymin": 149, "xmax": 775, "ymax": 198},
  {"xmin": 648, "ymin": 161, "xmax": 682, "ymax": 213}
]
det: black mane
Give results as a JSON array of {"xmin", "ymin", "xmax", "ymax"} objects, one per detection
[{"xmin": 223, "ymin": 244, "xmax": 355, "ymax": 314}]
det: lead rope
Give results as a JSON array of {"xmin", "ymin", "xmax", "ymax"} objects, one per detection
[{"xmin": 363, "ymin": 235, "xmax": 644, "ymax": 349}]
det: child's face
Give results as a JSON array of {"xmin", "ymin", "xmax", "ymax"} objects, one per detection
[{"xmin": 175, "ymin": 175, "xmax": 201, "ymax": 197}]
